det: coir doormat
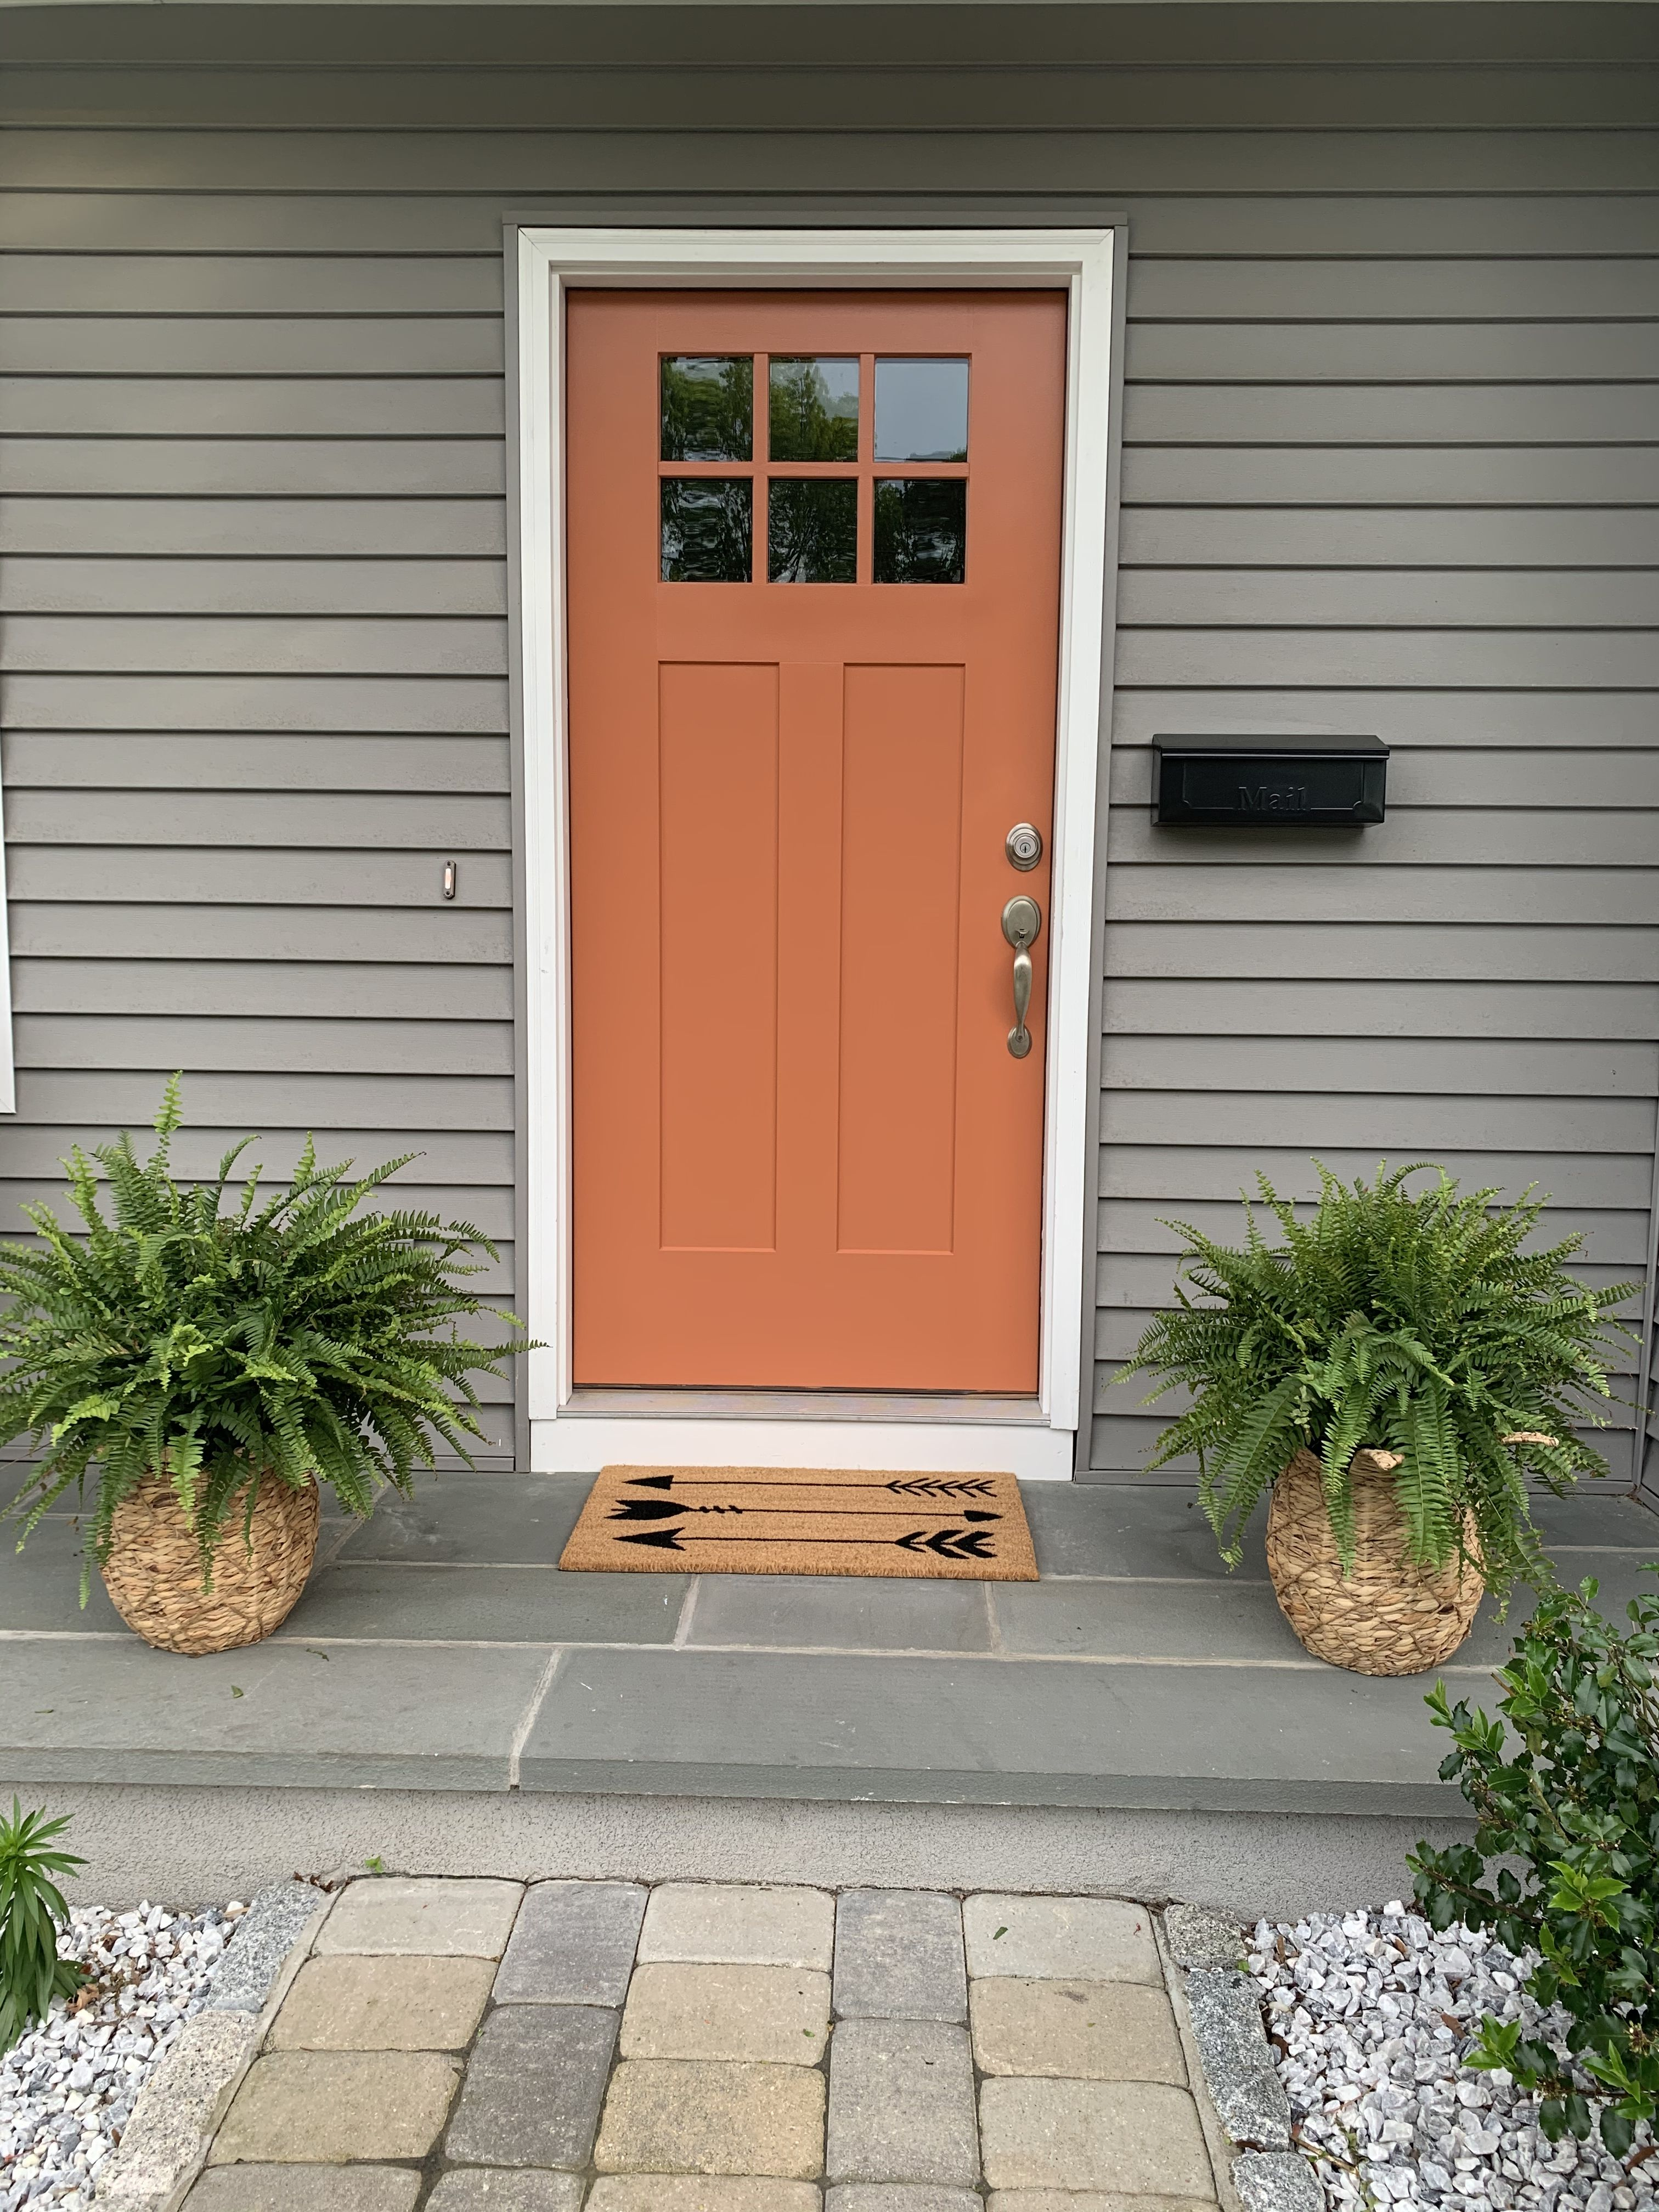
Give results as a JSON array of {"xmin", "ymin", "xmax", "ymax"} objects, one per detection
[{"xmin": 559, "ymin": 1466, "xmax": 1039, "ymax": 1581}]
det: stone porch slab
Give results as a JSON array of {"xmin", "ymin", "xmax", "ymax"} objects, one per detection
[
  {"xmin": 0, "ymin": 1635, "xmax": 550, "ymax": 1790},
  {"xmin": 514, "ymin": 1644, "xmax": 1480, "ymax": 1813},
  {"xmin": 1, "ymin": 1477, "xmax": 1651, "ymax": 1819}
]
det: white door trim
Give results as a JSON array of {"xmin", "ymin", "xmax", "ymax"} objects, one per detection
[{"xmin": 514, "ymin": 225, "xmax": 1118, "ymax": 1482}]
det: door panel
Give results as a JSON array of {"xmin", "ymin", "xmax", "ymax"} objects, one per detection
[
  {"xmin": 837, "ymin": 662, "xmax": 964, "ymax": 1259},
  {"xmin": 566, "ymin": 290, "xmax": 1066, "ymax": 1390},
  {"xmin": 657, "ymin": 659, "xmax": 779, "ymax": 1254}
]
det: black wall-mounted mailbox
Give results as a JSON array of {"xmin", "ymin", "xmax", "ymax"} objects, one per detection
[{"xmin": 1152, "ymin": 732, "xmax": 1389, "ymax": 827}]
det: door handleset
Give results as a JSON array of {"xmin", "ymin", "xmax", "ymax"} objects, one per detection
[{"xmin": 1001, "ymin": 895, "xmax": 1042, "ymax": 1059}]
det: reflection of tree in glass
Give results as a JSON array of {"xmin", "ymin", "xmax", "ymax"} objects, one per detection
[
  {"xmin": 874, "ymin": 479, "xmax": 966, "ymax": 584},
  {"xmin": 662, "ymin": 481, "xmax": 752, "ymax": 582},
  {"xmin": 769, "ymin": 359, "xmax": 859, "ymax": 462},
  {"xmin": 661, "ymin": 357, "xmax": 753, "ymax": 462},
  {"xmin": 768, "ymin": 479, "xmax": 857, "ymax": 583}
]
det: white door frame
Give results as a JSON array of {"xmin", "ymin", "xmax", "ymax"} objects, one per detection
[{"xmin": 514, "ymin": 225, "xmax": 1117, "ymax": 1481}]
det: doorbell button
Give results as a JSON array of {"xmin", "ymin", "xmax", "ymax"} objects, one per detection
[{"xmin": 1006, "ymin": 823, "xmax": 1043, "ymax": 871}]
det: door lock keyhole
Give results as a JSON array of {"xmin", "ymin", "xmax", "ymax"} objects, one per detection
[{"xmin": 1005, "ymin": 822, "xmax": 1043, "ymax": 872}]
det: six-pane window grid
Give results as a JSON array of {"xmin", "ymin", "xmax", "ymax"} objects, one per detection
[{"xmin": 659, "ymin": 354, "xmax": 969, "ymax": 585}]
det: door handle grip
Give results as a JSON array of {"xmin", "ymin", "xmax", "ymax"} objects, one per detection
[{"xmin": 1002, "ymin": 895, "xmax": 1042, "ymax": 1060}]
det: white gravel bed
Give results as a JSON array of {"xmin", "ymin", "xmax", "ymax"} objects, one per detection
[
  {"xmin": 0, "ymin": 1899, "xmax": 245, "ymax": 2212},
  {"xmin": 1248, "ymin": 1904, "xmax": 1656, "ymax": 2212}
]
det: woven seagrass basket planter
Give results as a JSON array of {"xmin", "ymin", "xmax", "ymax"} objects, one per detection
[
  {"xmin": 100, "ymin": 1470, "xmax": 320, "ymax": 1657},
  {"xmin": 1266, "ymin": 1446, "xmax": 1483, "ymax": 1677}
]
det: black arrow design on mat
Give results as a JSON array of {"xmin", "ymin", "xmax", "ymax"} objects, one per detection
[
  {"xmin": 614, "ymin": 1526, "xmax": 1000, "ymax": 1558},
  {"xmin": 610, "ymin": 1498, "xmax": 1000, "ymax": 1526},
  {"xmin": 623, "ymin": 1474, "xmax": 998, "ymax": 1500},
  {"xmin": 897, "ymin": 1527, "xmax": 997, "ymax": 1560},
  {"xmin": 887, "ymin": 1478, "xmax": 998, "ymax": 1499}
]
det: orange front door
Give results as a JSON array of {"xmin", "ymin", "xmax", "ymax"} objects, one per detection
[{"xmin": 567, "ymin": 290, "xmax": 1066, "ymax": 1390}]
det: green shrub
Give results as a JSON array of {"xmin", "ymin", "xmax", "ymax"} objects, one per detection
[
  {"xmin": 0, "ymin": 1077, "xmax": 529, "ymax": 1587},
  {"xmin": 1120, "ymin": 1163, "xmax": 1637, "ymax": 1602},
  {"xmin": 0, "ymin": 1799, "xmax": 84, "ymax": 2052},
  {"xmin": 1409, "ymin": 1574, "xmax": 1659, "ymax": 2155}
]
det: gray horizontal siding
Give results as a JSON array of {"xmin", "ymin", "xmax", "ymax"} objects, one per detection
[
  {"xmin": 1099, "ymin": 1148, "xmax": 1658, "ymax": 1209},
  {"xmin": 0, "ymin": 502, "xmax": 509, "ymax": 558},
  {"xmin": 2, "ymin": 190, "xmax": 1655, "ymax": 258},
  {"xmin": 9, "ymin": 905, "xmax": 512, "ymax": 962},
  {"xmin": 2, "ymin": 125, "xmax": 1657, "ymax": 193},
  {"xmin": 0, "ymin": 676, "xmax": 506, "ymax": 730},
  {"xmin": 11, "ymin": 962, "xmax": 512, "ymax": 1020},
  {"xmin": 1120, "ymin": 512, "xmax": 1659, "ymax": 566},
  {"xmin": 3, "ymin": 733, "xmax": 509, "ymax": 791},
  {"xmin": 0, "ymin": 1122, "xmax": 511, "ymax": 1183},
  {"xmin": 3, "ymin": 65, "xmax": 1657, "ymax": 131},
  {"xmin": 1103, "ymin": 923, "xmax": 1659, "ymax": 984},
  {"xmin": 1098, "ymin": 1094, "xmax": 1653, "ymax": 1158},
  {"xmin": 0, "ymin": 5, "xmax": 1652, "ymax": 1491},
  {"xmin": 0, "ymin": 561, "xmax": 507, "ymax": 617}
]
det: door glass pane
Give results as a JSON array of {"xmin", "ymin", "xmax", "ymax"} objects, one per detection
[
  {"xmin": 662, "ymin": 479, "xmax": 753, "ymax": 582},
  {"xmin": 661, "ymin": 356, "xmax": 753, "ymax": 462},
  {"xmin": 873, "ymin": 479, "xmax": 966, "ymax": 584},
  {"xmin": 874, "ymin": 359, "xmax": 969, "ymax": 462},
  {"xmin": 768, "ymin": 478, "xmax": 857, "ymax": 583},
  {"xmin": 769, "ymin": 357, "xmax": 859, "ymax": 462}
]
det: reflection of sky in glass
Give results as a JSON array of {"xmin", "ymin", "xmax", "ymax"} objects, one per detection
[{"xmin": 875, "ymin": 358, "xmax": 969, "ymax": 461}]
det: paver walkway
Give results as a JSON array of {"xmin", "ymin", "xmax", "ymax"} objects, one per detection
[{"xmin": 185, "ymin": 1875, "xmax": 1224, "ymax": 2210}]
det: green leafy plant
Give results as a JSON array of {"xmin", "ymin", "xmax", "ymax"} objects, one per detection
[
  {"xmin": 1409, "ymin": 1575, "xmax": 1659, "ymax": 2157},
  {"xmin": 0, "ymin": 1800, "xmax": 85, "ymax": 2052},
  {"xmin": 0, "ymin": 1077, "xmax": 529, "ymax": 1588},
  {"xmin": 1120, "ymin": 1164, "xmax": 1637, "ymax": 1600}
]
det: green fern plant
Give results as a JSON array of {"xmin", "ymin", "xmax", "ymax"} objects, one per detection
[
  {"xmin": 1120, "ymin": 1164, "xmax": 1638, "ymax": 1601},
  {"xmin": 0, "ymin": 1800, "xmax": 84, "ymax": 2053},
  {"xmin": 0, "ymin": 1077, "xmax": 529, "ymax": 1590}
]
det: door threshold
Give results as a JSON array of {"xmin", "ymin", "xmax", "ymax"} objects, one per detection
[
  {"xmin": 533, "ymin": 1405, "xmax": 1075, "ymax": 1480},
  {"xmin": 559, "ymin": 1388, "xmax": 1043, "ymax": 1424}
]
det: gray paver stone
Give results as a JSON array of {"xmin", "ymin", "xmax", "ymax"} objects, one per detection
[
  {"xmin": 1233, "ymin": 2151, "xmax": 1324, "ymax": 2212},
  {"xmin": 183, "ymin": 2170, "xmax": 422, "ymax": 2212},
  {"xmin": 208, "ymin": 2050, "xmax": 460, "ymax": 2165},
  {"xmin": 1164, "ymin": 1906, "xmax": 1248, "ymax": 1973},
  {"xmin": 970, "ymin": 1977, "xmax": 1186, "ymax": 2083},
  {"xmin": 494, "ymin": 1879, "xmax": 647, "ymax": 2006},
  {"xmin": 268, "ymin": 1953, "xmax": 494, "ymax": 2051},
  {"xmin": 826, "ymin": 2190, "xmax": 983, "ymax": 2212},
  {"xmin": 444, "ymin": 2004, "xmax": 618, "ymax": 2169},
  {"xmin": 833, "ymin": 1892, "xmax": 966, "ymax": 2024},
  {"xmin": 99, "ymin": 2012, "xmax": 261, "ymax": 2210},
  {"xmin": 986, "ymin": 2198, "xmax": 1216, "ymax": 2212},
  {"xmin": 588, "ymin": 2184, "xmax": 821, "ymax": 2211},
  {"xmin": 978, "ymin": 2078, "xmax": 1214, "ymax": 2197},
  {"xmin": 205, "ymin": 1885, "xmax": 324, "ymax": 2016},
  {"xmin": 1184, "ymin": 1968, "xmax": 1291, "ymax": 2149},
  {"xmin": 595, "ymin": 2058, "xmax": 827, "ymax": 2178},
  {"xmin": 825, "ymin": 2018, "xmax": 978, "ymax": 2187},
  {"xmin": 963, "ymin": 1895, "xmax": 1160, "ymax": 1985},
  {"xmin": 313, "ymin": 1877, "xmax": 523, "ymax": 1959},
  {"xmin": 621, "ymin": 1962, "xmax": 831, "ymax": 2062},
  {"xmin": 639, "ymin": 1883, "xmax": 835, "ymax": 1970},
  {"xmin": 425, "ymin": 2173, "xmax": 588, "ymax": 2211}
]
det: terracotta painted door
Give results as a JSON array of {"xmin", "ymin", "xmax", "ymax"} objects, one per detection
[{"xmin": 566, "ymin": 290, "xmax": 1066, "ymax": 1390}]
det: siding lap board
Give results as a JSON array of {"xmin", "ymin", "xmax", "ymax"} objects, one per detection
[{"xmin": 0, "ymin": 3, "xmax": 1654, "ymax": 1487}]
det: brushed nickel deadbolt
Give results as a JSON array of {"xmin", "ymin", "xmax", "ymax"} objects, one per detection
[{"xmin": 1005, "ymin": 822, "xmax": 1043, "ymax": 872}]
